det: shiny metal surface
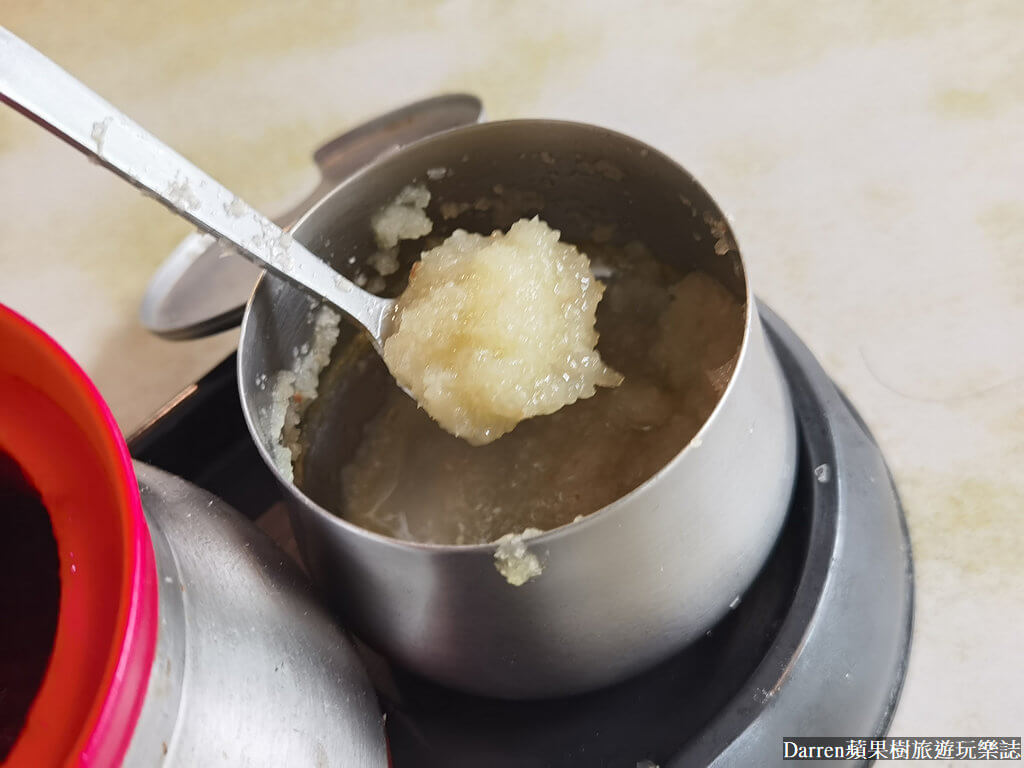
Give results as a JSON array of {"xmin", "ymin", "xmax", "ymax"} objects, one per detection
[
  {"xmin": 0, "ymin": 28, "xmax": 394, "ymax": 348},
  {"xmin": 122, "ymin": 463, "xmax": 387, "ymax": 767},
  {"xmin": 675, "ymin": 305, "xmax": 914, "ymax": 768},
  {"xmin": 238, "ymin": 120, "xmax": 798, "ymax": 698},
  {"xmin": 140, "ymin": 94, "xmax": 484, "ymax": 340}
]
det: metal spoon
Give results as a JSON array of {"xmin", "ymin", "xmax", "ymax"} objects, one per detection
[
  {"xmin": 0, "ymin": 27, "xmax": 396, "ymax": 349},
  {"xmin": 139, "ymin": 94, "xmax": 482, "ymax": 340}
]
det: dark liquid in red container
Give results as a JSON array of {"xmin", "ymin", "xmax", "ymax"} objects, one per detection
[{"xmin": 0, "ymin": 449, "xmax": 60, "ymax": 760}]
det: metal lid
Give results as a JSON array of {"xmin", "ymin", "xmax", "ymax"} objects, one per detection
[{"xmin": 139, "ymin": 93, "xmax": 483, "ymax": 340}]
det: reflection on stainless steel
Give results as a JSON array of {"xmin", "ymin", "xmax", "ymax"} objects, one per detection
[
  {"xmin": 123, "ymin": 463, "xmax": 386, "ymax": 767},
  {"xmin": 238, "ymin": 120, "xmax": 798, "ymax": 698}
]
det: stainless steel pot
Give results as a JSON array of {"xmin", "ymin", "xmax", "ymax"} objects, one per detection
[{"xmin": 238, "ymin": 120, "xmax": 798, "ymax": 699}]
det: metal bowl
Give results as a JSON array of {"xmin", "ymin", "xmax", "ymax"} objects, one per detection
[{"xmin": 238, "ymin": 120, "xmax": 797, "ymax": 699}]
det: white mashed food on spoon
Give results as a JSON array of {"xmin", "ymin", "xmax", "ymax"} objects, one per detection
[{"xmin": 382, "ymin": 216, "xmax": 623, "ymax": 445}]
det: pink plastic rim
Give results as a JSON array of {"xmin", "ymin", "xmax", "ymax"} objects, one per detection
[{"xmin": 0, "ymin": 305, "xmax": 158, "ymax": 767}]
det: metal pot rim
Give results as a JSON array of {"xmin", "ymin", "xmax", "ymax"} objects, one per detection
[{"xmin": 238, "ymin": 118, "xmax": 754, "ymax": 554}]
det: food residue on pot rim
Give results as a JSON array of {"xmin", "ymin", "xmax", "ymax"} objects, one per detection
[
  {"xmin": 493, "ymin": 528, "xmax": 544, "ymax": 586},
  {"xmin": 264, "ymin": 305, "xmax": 341, "ymax": 482}
]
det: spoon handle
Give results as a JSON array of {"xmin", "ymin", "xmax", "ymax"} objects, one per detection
[{"xmin": 0, "ymin": 27, "xmax": 394, "ymax": 343}]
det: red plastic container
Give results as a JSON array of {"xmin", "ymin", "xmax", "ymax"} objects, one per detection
[{"xmin": 0, "ymin": 305, "xmax": 158, "ymax": 767}]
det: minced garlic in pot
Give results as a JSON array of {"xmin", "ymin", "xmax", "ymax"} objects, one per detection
[{"xmin": 382, "ymin": 217, "xmax": 623, "ymax": 445}]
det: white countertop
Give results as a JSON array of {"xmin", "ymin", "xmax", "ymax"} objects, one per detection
[{"xmin": 2, "ymin": 2, "xmax": 1021, "ymax": 758}]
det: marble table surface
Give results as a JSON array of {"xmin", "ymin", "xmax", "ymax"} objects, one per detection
[{"xmin": 3, "ymin": 1, "xmax": 1021, "ymax": 760}]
